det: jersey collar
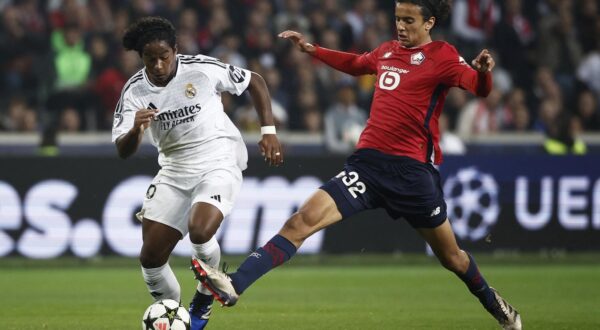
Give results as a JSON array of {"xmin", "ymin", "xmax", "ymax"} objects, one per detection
[{"xmin": 396, "ymin": 40, "xmax": 433, "ymax": 50}]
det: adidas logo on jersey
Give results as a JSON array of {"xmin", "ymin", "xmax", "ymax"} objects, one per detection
[{"xmin": 210, "ymin": 195, "xmax": 221, "ymax": 202}]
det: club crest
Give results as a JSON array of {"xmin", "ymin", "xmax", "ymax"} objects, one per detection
[
  {"xmin": 185, "ymin": 83, "xmax": 196, "ymax": 98},
  {"xmin": 411, "ymin": 52, "xmax": 425, "ymax": 65}
]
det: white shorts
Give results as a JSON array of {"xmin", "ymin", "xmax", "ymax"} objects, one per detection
[{"xmin": 138, "ymin": 165, "xmax": 242, "ymax": 236}]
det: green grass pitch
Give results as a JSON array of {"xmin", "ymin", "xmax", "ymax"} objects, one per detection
[{"xmin": 2, "ymin": 254, "xmax": 599, "ymax": 329}]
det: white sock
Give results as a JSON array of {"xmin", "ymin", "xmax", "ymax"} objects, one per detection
[
  {"xmin": 141, "ymin": 263, "xmax": 181, "ymax": 302},
  {"xmin": 191, "ymin": 236, "xmax": 221, "ymax": 295}
]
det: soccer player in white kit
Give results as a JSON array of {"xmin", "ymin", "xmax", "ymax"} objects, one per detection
[{"xmin": 111, "ymin": 17, "xmax": 283, "ymax": 330}]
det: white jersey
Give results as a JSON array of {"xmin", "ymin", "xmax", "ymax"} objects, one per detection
[{"xmin": 112, "ymin": 54, "xmax": 251, "ymax": 177}]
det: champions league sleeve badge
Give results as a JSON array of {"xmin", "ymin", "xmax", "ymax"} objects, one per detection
[
  {"xmin": 113, "ymin": 113, "xmax": 123, "ymax": 128},
  {"xmin": 185, "ymin": 83, "xmax": 197, "ymax": 98},
  {"xmin": 410, "ymin": 52, "xmax": 425, "ymax": 65}
]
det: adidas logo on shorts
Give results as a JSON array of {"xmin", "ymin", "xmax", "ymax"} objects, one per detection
[{"xmin": 210, "ymin": 195, "xmax": 221, "ymax": 202}]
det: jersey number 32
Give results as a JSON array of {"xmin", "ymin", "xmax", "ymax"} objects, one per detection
[{"xmin": 336, "ymin": 171, "xmax": 366, "ymax": 198}]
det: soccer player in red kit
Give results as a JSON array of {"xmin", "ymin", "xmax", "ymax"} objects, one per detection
[{"xmin": 192, "ymin": 1, "xmax": 522, "ymax": 329}]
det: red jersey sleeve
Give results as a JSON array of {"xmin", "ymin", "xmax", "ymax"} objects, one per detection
[
  {"xmin": 437, "ymin": 44, "xmax": 492, "ymax": 97},
  {"xmin": 312, "ymin": 44, "xmax": 382, "ymax": 76}
]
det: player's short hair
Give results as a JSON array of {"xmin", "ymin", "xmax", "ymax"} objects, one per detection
[
  {"xmin": 122, "ymin": 16, "xmax": 176, "ymax": 57},
  {"xmin": 395, "ymin": 0, "xmax": 451, "ymax": 23}
]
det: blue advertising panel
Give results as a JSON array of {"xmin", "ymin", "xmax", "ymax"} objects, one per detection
[
  {"xmin": 0, "ymin": 154, "xmax": 598, "ymax": 259},
  {"xmin": 440, "ymin": 155, "xmax": 600, "ymax": 251}
]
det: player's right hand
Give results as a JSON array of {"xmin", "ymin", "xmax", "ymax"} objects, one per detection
[
  {"xmin": 278, "ymin": 30, "xmax": 316, "ymax": 54},
  {"xmin": 472, "ymin": 49, "xmax": 495, "ymax": 72},
  {"xmin": 134, "ymin": 108, "xmax": 158, "ymax": 132}
]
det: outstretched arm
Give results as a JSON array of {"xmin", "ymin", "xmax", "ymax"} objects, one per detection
[
  {"xmin": 460, "ymin": 49, "xmax": 495, "ymax": 97},
  {"xmin": 246, "ymin": 71, "xmax": 284, "ymax": 166},
  {"xmin": 278, "ymin": 30, "xmax": 374, "ymax": 76}
]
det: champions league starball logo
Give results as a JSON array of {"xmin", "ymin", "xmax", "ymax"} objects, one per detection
[{"xmin": 444, "ymin": 167, "xmax": 500, "ymax": 241}]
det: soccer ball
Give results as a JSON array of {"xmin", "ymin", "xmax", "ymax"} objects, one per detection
[{"xmin": 142, "ymin": 299, "xmax": 190, "ymax": 330}]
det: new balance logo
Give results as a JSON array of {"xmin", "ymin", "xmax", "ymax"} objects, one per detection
[
  {"xmin": 430, "ymin": 206, "xmax": 441, "ymax": 217},
  {"xmin": 210, "ymin": 195, "xmax": 221, "ymax": 202}
]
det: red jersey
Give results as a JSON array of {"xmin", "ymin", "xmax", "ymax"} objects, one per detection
[{"xmin": 313, "ymin": 40, "xmax": 491, "ymax": 164}]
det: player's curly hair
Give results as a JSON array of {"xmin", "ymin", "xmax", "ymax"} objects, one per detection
[
  {"xmin": 395, "ymin": 0, "xmax": 451, "ymax": 23},
  {"xmin": 122, "ymin": 16, "xmax": 176, "ymax": 56}
]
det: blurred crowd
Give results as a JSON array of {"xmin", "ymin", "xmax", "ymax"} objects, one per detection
[{"xmin": 1, "ymin": 0, "xmax": 599, "ymax": 154}]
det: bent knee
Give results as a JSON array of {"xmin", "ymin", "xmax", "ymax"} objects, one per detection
[
  {"xmin": 438, "ymin": 251, "xmax": 468, "ymax": 273},
  {"xmin": 188, "ymin": 229, "xmax": 213, "ymax": 244},
  {"xmin": 281, "ymin": 211, "xmax": 316, "ymax": 238},
  {"xmin": 139, "ymin": 251, "xmax": 168, "ymax": 269},
  {"xmin": 188, "ymin": 221, "xmax": 218, "ymax": 244}
]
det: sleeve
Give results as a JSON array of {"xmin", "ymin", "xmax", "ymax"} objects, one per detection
[
  {"xmin": 111, "ymin": 91, "xmax": 139, "ymax": 143},
  {"xmin": 312, "ymin": 43, "xmax": 382, "ymax": 76},
  {"xmin": 438, "ymin": 45, "xmax": 473, "ymax": 87},
  {"xmin": 438, "ymin": 45, "xmax": 492, "ymax": 97},
  {"xmin": 199, "ymin": 56, "xmax": 251, "ymax": 96},
  {"xmin": 360, "ymin": 44, "xmax": 383, "ymax": 72}
]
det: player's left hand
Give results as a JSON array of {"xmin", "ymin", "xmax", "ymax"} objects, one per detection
[
  {"xmin": 259, "ymin": 134, "xmax": 284, "ymax": 167},
  {"xmin": 472, "ymin": 49, "xmax": 495, "ymax": 73}
]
